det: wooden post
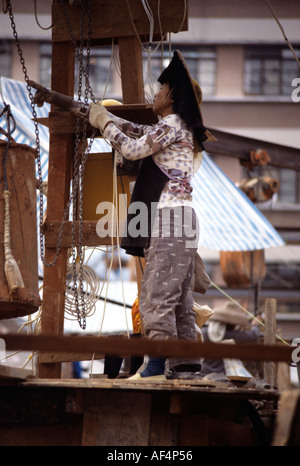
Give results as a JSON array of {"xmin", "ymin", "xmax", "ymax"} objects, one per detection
[
  {"xmin": 118, "ymin": 36, "xmax": 145, "ymax": 105},
  {"xmin": 264, "ymin": 298, "xmax": 277, "ymax": 387},
  {"xmin": 38, "ymin": 41, "xmax": 75, "ymax": 379},
  {"xmin": 118, "ymin": 35, "xmax": 146, "ymax": 298},
  {"xmin": 37, "ymin": 1, "xmax": 188, "ymax": 378}
]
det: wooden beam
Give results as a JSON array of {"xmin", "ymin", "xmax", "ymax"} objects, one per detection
[
  {"xmin": 204, "ymin": 127, "xmax": 300, "ymax": 171},
  {"xmin": 272, "ymin": 390, "xmax": 300, "ymax": 446},
  {"xmin": 52, "ymin": 0, "xmax": 188, "ymax": 43},
  {"xmin": 38, "ymin": 351, "xmax": 104, "ymax": 364},
  {"xmin": 1, "ymin": 333, "xmax": 293, "ymax": 363},
  {"xmin": 43, "ymin": 220, "xmax": 119, "ymax": 248},
  {"xmin": 38, "ymin": 41, "xmax": 76, "ymax": 379},
  {"xmin": 43, "ymin": 105, "xmax": 157, "ymax": 136},
  {"xmin": 118, "ymin": 36, "xmax": 145, "ymax": 104}
]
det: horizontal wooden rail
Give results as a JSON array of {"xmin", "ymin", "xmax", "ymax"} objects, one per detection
[
  {"xmin": 0, "ymin": 333, "xmax": 293, "ymax": 363},
  {"xmin": 43, "ymin": 220, "xmax": 115, "ymax": 248}
]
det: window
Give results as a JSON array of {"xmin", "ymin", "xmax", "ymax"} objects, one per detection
[
  {"xmin": 144, "ymin": 46, "xmax": 216, "ymax": 97},
  {"xmin": 40, "ymin": 43, "xmax": 120, "ymax": 99},
  {"xmin": 0, "ymin": 40, "xmax": 12, "ymax": 78},
  {"xmin": 40, "ymin": 43, "xmax": 52, "ymax": 88},
  {"xmin": 74, "ymin": 47, "xmax": 117, "ymax": 99},
  {"xmin": 244, "ymin": 46, "xmax": 300, "ymax": 96},
  {"xmin": 40, "ymin": 43, "xmax": 216, "ymax": 101},
  {"xmin": 278, "ymin": 168, "xmax": 299, "ymax": 204}
]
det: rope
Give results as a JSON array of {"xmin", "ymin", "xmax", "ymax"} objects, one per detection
[
  {"xmin": 64, "ymin": 262, "xmax": 101, "ymax": 321},
  {"xmin": 265, "ymin": 0, "xmax": 300, "ymax": 68},
  {"xmin": 101, "ymin": 40, "xmax": 116, "ymax": 102},
  {"xmin": 33, "ymin": 0, "xmax": 55, "ymax": 31},
  {"xmin": 126, "ymin": 0, "xmax": 167, "ymax": 102},
  {"xmin": 3, "ymin": 190, "xmax": 25, "ymax": 292},
  {"xmin": 89, "ymin": 151, "xmax": 131, "ymax": 377},
  {"xmin": 0, "ymin": 83, "xmax": 24, "ymax": 293},
  {"xmin": 210, "ymin": 280, "xmax": 291, "ymax": 347}
]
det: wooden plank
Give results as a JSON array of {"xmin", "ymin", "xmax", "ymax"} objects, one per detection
[
  {"xmin": 52, "ymin": 0, "xmax": 188, "ymax": 43},
  {"xmin": 0, "ymin": 365, "xmax": 33, "ymax": 381},
  {"xmin": 149, "ymin": 393, "xmax": 177, "ymax": 446},
  {"xmin": 43, "ymin": 220, "xmax": 116, "ymax": 248},
  {"xmin": 264, "ymin": 299, "xmax": 277, "ymax": 387},
  {"xmin": 21, "ymin": 377, "xmax": 279, "ymax": 402},
  {"xmin": 44, "ymin": 105, "xmax": 157, "ymax": 135},
  {"xmin": 81, "ymin": 391, "xmax": 151, "ymax": 446},
  {"xmin": 1, "ymin": 333, "xmax": 293, "ymax": 363},
  {"xmin": 38, "ymin": 352, "xmax": 104, "ymax": 364},
  {"xmin": 204, "ymin": 127, "xmax": 300, "ymax": 171},
  {"xmin": 272, "ymin": 389, "xmax": 300, "ymax": 446}
]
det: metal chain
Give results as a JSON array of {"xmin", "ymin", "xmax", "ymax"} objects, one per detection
[
  {"xmin": 7, "ymin": 0, "xmax": 96, "ymax": 329},
  {"xmin": 6, "ymin": 1, "xmax": 76, "ymax": 268},
  {"xmin": 59, "ymin": 0, "xmax": 96, "ymax": 102},
  {"xmin": 70, "ymin": 0, "xmax": 95, "ymax": 329}
]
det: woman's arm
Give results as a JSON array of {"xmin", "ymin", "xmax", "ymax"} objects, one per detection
[
  {"xmin": 103, "ymin": 118, "xmax": 177, "ymax": 161},
  {"xmin": 107, "ymin": 112, "xmax": 151, "ymax": 138}
]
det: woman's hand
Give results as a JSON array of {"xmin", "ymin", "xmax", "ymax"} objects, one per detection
[{"xmin": 89, "ymin": 102, "xmax": 112, "ymax": 131}]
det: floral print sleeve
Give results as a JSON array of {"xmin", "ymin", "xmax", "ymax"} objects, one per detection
[
  {"xmin": 107, "ymin": 112, "xmax": 151, "ymax": 139},
  {"xmin": 103, "ymin": 118, "xmax": 178, "ymax": 161},
  {"xmin": 103, "ymin": 113, "xmax": 195, "ymax": 208}
]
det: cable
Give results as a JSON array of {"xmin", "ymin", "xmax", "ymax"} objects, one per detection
[
  {"xmin": 33, "ymin": 0, "xmax": 55, "ymax": 31},
  {"xmin": 101, "ymin": 40, "xmax": 115, "ymax": 102},
  {"xmin": 210, "ymin": 280, "xmax": 291, "ymax": 347},
  {"xmin": 265, "ymin": 0, "xmax": 300, "ymax": 68}
]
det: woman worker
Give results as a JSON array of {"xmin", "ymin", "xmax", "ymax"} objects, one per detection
[{"xmin": 89, "ymin": 50, "xmax": 214, "ymax": 380}]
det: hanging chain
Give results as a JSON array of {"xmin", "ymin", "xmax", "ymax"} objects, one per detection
[
  {"xmin": 72, "ymin": 0, "xmax": 86, "ymax": 329},
  {"xmin": 6, "ymin": 0, "xmax": 77, "ymax": 268},
  {"xmin": 70, "ymin": 0, "xmax": 96, "ymax": 329},
  {"xmin": 6, "ymin": 1, "xmax": 47, "ymax": 266},
  {"xmin": 6, "ymin": 0, "xmax": 96, "ymax": 329},
  {"xmin": 59, "ymin": 0, "xmax": 96, "ymax": 102}
]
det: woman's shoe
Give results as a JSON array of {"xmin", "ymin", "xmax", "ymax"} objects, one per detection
[{"xmin": 127, "ymin": 373, "xmax": 166, "ymax": 381}]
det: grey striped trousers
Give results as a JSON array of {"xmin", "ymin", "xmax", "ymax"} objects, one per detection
[{"xmin": 139, "ymin": 206, "xmax": 201, "ymax": 369}]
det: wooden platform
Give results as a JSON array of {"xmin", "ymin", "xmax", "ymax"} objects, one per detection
[{"xmin": 0, "ymin": 376, "xmax": 281, "ymax": 447}]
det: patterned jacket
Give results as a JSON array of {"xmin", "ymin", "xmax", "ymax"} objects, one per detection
[{"xmin": 103, "ymin": 112, "xmax": 195, "ymax": 209}]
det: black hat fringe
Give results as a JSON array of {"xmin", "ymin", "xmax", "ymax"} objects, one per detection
[{"xmin": 158, "ymin": 50, "xmax": 208, "ymax": 148}]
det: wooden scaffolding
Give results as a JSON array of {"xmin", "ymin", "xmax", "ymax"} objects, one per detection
[{"xmin": 38, "ymin": 0, "xmax": 188, "ymax": 378}]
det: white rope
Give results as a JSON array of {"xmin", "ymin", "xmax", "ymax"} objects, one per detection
[
  {"xmin": 64, "ymin": 261, "xmax": 101, "ymax": 321},
  {"xmin": 210, "ymin": 280, "xmax": 291, "ymax": 347},
  {"xmin": 112, "ymin": 149, "xmax": 130, "ymax": 338},
  {"xmin": 3, "ymin": 190, "xmax": 24, "ymax": 292},
  {"xmin": 101, "ymin": 39, "xmax": 115, "ymax": 101},
  {"xmin": 90, "ymin": 152, "xmax": 131, "ymax": 376}
]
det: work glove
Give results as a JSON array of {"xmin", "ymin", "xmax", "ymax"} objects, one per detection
[{"xmin": 89, "ymin": 102, "xmax": 112, "ymax": 132}]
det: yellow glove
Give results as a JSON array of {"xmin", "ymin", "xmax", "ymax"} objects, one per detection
[{"xmin": 89, "ymin": 102, "xmax": 112, "ymax": 132}]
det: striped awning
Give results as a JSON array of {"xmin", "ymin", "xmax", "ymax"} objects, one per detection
[{"xmin": 0, "ymin": 76, "xmax": 285, "ymax": 254}]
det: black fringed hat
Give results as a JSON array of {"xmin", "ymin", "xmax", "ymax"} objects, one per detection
[{"xmin": 158, "ymin": 50, "xmax": 214, "ymax": 148}]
